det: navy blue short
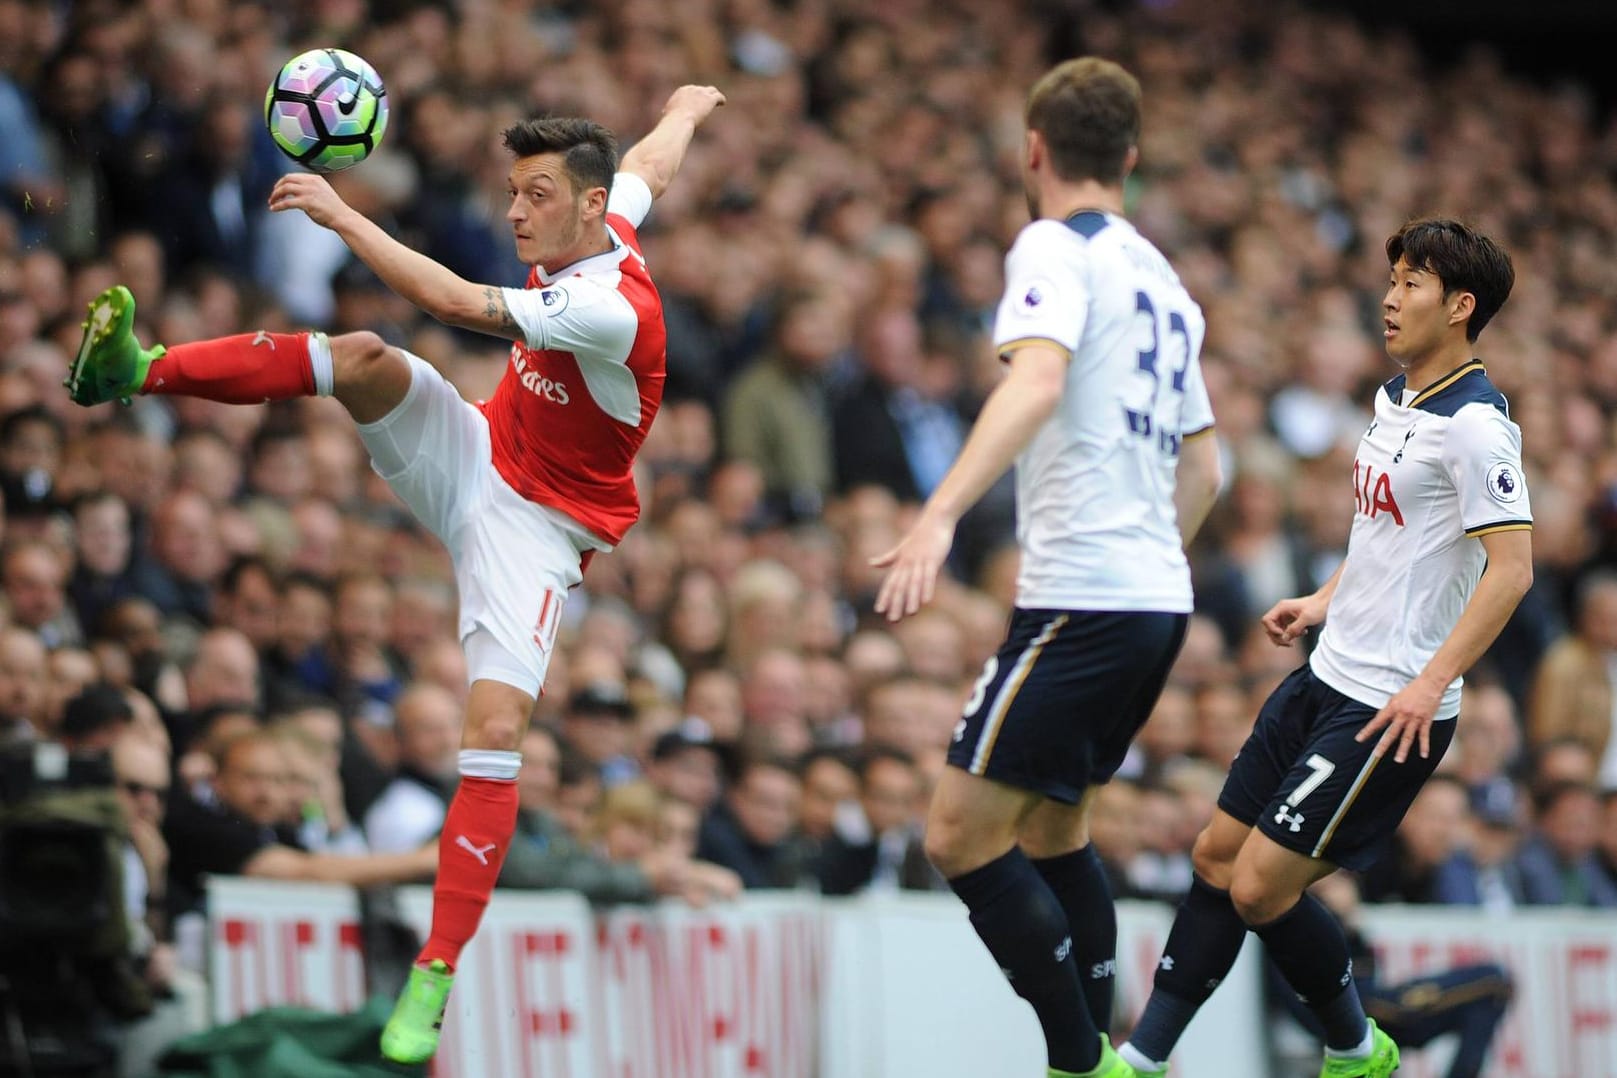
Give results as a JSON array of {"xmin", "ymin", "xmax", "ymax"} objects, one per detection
[
  {"xmin": 1218, "ymin": 664, "xmax": 1456, "ymax": 870},
  {"xmin": 947, "ymin": 608, "xmax": 1189, "ymax": 804}
]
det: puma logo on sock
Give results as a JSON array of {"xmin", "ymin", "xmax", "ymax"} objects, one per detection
[
  {"xmin": 251, "ymin": 329, "xmax": 276, "ymax": 349},
  {"xmin": 455, "ymin": 835, "xmax": 497, "ymax": 865}
]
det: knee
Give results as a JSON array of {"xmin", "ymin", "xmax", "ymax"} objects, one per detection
[
  {"xmin": 464, "ymin": 703, "xmax": 526, "ymax": 753},
  {"xmin": 923, "ymin": 819, "xmax": 971, "ymax": 880},
  {"xmin": 1227, "ymin": 865, "xmax": 1295, "ymax": 926},
  {"xmin": 331, "ymin": 331, "xmax": 396, "ymax": 376},
  {"xmin": 1191, "ymin": 827, "xmax": 1236, "ymax": 889},
  {"xmin": 924, "ymin": 801, "xmax": 998, "ymax": 880}
]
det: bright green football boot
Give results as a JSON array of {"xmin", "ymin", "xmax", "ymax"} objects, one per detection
[
  {"xmin": 1319, "ymin": 1019, "xmax": 1400, "ymax": 1078},
  {"xmin": 65, "ymin": 285, "xmax": 163, "ymax": 406},
  {"xmin": 380, "ymin": 959, "xmax": 455, "ymax": 1065},
  {"xmin": 1051, "ymin": 1035, "xmax": 1136, "ymax": 1078}
]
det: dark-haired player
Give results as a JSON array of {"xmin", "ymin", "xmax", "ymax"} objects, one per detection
[
  {"xmin": 1119, "ymin": 219, "xmax": 1531, "ymax": 1078},
  {"xmin": 65, "ymin": 84, "xmax": 725, "ymax": 1064}
]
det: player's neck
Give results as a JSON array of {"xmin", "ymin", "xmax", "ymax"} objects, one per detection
[
  {"xmin": 1041, "ymin": 179, "xmax": 1124, "ymax": 222},
  {"xmin": 540, "ymin": 225, "xmax": 615, "ymax": 274},
  {"xmin": 1403, "ymin": 338, "xmax": 1476, "ymax": 396}
]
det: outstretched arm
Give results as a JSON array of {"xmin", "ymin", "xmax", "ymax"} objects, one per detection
[
  {"xmin": 619, "ymin": 85, "xmax": 726, "ymax": 201},
  {"xmin": 269, "ymin": 173, "xmax": 520, "ymax": 338},
  {"xmin": 872, "ymin": 344, "xmax": 1066, "ymax": 621}
]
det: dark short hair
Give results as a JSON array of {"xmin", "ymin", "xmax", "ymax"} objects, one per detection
[
  {"xmin": 1385, "ymin": 218, "xmax": 1515, "ymax": 342},
  {"xmin": 0, "ymin": 404, "xmax": 65, "ymax": 448},
  {"xmin": 1025, "ymin": 57, "xmax": 1142, "ymax": 185},
  {"xmin": 501, "ymin": 117, "xmax": 617, "ymax": 199},
  {"xmin": 60, "ymin": 682, "xmax": 133, "ymax": 741}
]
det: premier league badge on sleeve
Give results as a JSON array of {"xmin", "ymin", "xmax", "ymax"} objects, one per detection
[{"xmin": 1486, "ymin": 461, "xmax": 1522, "ymax": 504}]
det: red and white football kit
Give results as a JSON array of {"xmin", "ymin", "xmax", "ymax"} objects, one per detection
[{"xmin": 356, "ymin": 173, "xmax": 663, "ymax": 694}]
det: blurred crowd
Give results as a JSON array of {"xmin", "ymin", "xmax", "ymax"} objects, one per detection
[{"xmin": 3, "ymin": 0, "xmax": 1617, "ymax": 1064}]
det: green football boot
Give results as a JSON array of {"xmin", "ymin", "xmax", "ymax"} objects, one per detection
[
  {"xmin": 1051, "ymin": 1035, "xmax": 1137, "ymax": 1078},
  {"xmin": 65, "ymin": 285, "xmax": 163, "ymax": 406},
  {"xmin": 1319, "ymin": 1019, "xmax": 1400, "ymax": 1078},
  {"xmin": 380, "ymin": 959, "xmax": 455, "ymax": 1065}
]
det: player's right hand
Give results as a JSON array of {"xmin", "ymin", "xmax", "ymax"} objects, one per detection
[
  {"xmin": 1262, "ymin": 595, "xmax": 1325, "ymax": 647},
  {"xmin": 269, "ymin": 171, "xmax": 351, "ymax": 230},
  {"xmin": 871, "ymin": 511, "xmax": 956, "ymax": 622}
]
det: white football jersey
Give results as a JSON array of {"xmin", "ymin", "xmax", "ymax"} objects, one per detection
[
  {"xmin": 1310, "ymin": 362, "xmax": 1532, "ymax": 720},
  {"xmin": 993, "ymin": 211, "xmax": 1213, "ymax": 612}
]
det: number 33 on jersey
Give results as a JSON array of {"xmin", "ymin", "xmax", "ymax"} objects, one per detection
[{"xmin": 991, "ymin": 210, "xmax": 1214, "ymax": 615}]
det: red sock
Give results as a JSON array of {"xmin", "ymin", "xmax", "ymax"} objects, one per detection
[
  {"xmin": 142, "ymin": 331, "xmax": 315, "ymax": 403},
  {"xmin": 417, "ymin": 775, "xmax": 519, "ymax": 971}
]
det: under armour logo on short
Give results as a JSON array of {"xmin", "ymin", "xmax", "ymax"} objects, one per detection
[
  {"xmin": 1274, "ymin": 805, "xmax": 1305, "ymax": 832},
  {"xmin": 251, "ymin": 329, "xmax": 275, "ymax": 349},
  {"xmin": 455, "ymin": 835, "xmax": 497, "ymax": 865},
  {"xmin": 1158, "ymin": 956, "xmax": 1175, "ymax": 971}
]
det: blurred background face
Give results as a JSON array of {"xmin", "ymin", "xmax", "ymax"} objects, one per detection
[
  {"xmin": 3, "ymin": 545, "xmax": 65, "ymax": 629},
  {"xmin": 862, "ymin": 756, "xmax": 921, "ymax": 836},
  {"xmin": 394, "ymin": 684, "xmax": 463, "ymax": 782},
  {"xmin": 278, "ymin": 584, "xmax": 331, "ymax": 658},
  {"xmin": 1399, "ymin": 780, "xmax": 1468, "ymax": 868},
  {"xmin": 75, "ymin": 497, "xmax": 131, "ymax": 576},
  {"xmin": 658, "ymin": 798, "xmax": 699, "ymax": 859},
  {"xmin": 799, "ymin": 756, "xmax": 858, "ymax": 841},
  {"xmin": 518, "ymin": 729, "xmax": 561, "ymax": 812},
  {"xmin": 112, "ymin": 734, "xmax": 170, "ymax": 828},
  {"xmin": 651, "ymin": 745, "xmax": 720, "ymax": 811},
  {"xmin": 732, "ymin": 765, "xmax": 800, "ymax": 847},
  {"xmin": 1541, "ymin": 788, "xmax": 1601, "ymax": 862},
  {"xmin": 0, "ymin": 628, "xmax": 47, "ymax": 726},
  {"xmin": 216, "ymin": 737, "xmax": 291, "ymax": 827}
]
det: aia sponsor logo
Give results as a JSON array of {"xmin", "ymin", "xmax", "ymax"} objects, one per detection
[{"xmin": 1353, "ymin": 459, "xmax": 1404, "ymax": 525}]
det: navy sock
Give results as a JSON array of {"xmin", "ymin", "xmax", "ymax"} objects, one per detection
[
  {"xmin": 1250, "ymin": 893, "xmax": 1366, "ymax": 1050},
  {"xmin": 1127, "ymin": 875, "xmax": 1248, "ymax": 1064},
  {"xmin": 1032, "ymin": 844, "xmax": 1116, "ymax": 1034},
  {"xmin": 949, "ymin": 848, "xmax": 1099, "ymax": 1073}
]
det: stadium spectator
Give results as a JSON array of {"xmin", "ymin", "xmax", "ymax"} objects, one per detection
[
  {"xmin": 1359, "ymin": 774, "xmax": 1473, "ymax": 905},
  {"xmin": 1511, "ymin": 781, "xmax": 1617, "ymax": 908},
  {"xmin": 502, "ymin": 724, "xmax": 738, "ymax": 904},
  {"xmin": 696, "ymin": 755, "xmax": 804, "ymax": 889},
  {"xmin": 817, "ymin": 746, "xmax": 937, "ymax": 895},
  {"xmin": 363, "ymin": 682, "xmax": 462, "ymax": 853},
  {"xmin": 561, "ymin": 681, "xmax": 640, "ymax": 787},
  {"xmin": 645, "ymin": 716, "xmax": 725, "ymax": 813},
  {"xmin": 1529, "ymin": 570, "xmax": 1617, "ymax": 788},
  {"xmin": 3, "ymin": 537, "xmax": 81, "ymax": 647},
  {"xmin": 163, "ymin": 729, "xmax": 438, "ymax": 924},
  {"xmin": 0, "ymin": 624, "xmax": 48, "ymax": 744}
]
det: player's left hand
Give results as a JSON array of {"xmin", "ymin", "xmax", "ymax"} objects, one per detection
[
  {"xmin": 269, "ymin": 171, "xmax": 351, "ymax": 229},
  {"xmin": 871, "ymin": 512, "xmax": 956, "ymax": 622},
  {"xmin": 663, "ymin": 84, "xmax": 726, "ymax": 125},
  {"xmin": 1355, "ymin": 676, "xmax": 1443, "ymax": 763}
]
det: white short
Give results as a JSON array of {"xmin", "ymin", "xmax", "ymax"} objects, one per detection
[{"xmin": 356, "ymin": 352, "xmax": 604, "ymax": 696}]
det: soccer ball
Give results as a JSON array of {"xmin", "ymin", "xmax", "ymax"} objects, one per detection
[{"xmin": 264, "ymin": 48, "xmax": 389, "ymax": 173}]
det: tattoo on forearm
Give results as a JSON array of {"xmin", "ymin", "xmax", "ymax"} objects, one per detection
[{"xmin": 483, "ymin": 286, "xmax": 519, "ymax": 334}]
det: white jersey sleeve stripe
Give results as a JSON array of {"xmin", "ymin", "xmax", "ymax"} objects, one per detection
[
  {"xmin": 1464, "ymin": 520, "xmax": 1533, "ymax": 537},
  {"xmin": 997, "ymin": 335, "xmax": 1074, "ymax": 361}
]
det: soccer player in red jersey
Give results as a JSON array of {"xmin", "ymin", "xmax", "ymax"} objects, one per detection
[{"xmin": 67, "ymin": 84, "xmax": 726, "ymax": 1063}]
